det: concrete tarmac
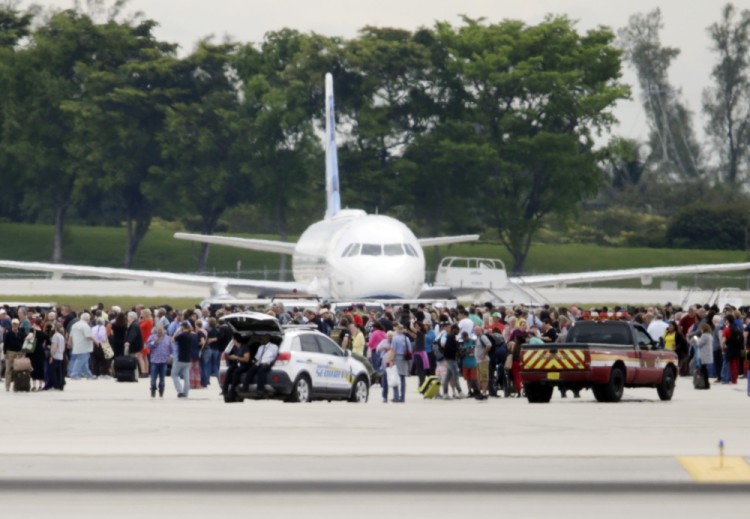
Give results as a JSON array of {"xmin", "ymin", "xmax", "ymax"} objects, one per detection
[
  {"xmin": 2, "ymin": 277, "xmax": 746, "ymax": 305},
  {"xmin": 1, "ymin": 374, "xmax": 749, "ymax": 518}
]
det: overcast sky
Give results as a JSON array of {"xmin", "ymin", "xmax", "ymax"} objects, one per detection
[{"xmin": 34, "ymin": 0, "xmax": 750, "ymax": 145}]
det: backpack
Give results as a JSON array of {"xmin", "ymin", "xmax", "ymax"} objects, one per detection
[{"xmin": 727, "ymin": 325, "xmax": 744, "ymax": 351}]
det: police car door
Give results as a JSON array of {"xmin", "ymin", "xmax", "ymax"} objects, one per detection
[
  {"xmin": 315, "ymin": 334, "xmax": 351, "ymax": 394},
  {"xmin": 295, "ymin": 334, "xmax": 327, "ymax": 391}
]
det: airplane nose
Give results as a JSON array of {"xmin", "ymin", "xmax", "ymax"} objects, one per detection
[{"xmin": 349, "ymin": 261, "xmax": 424, "ymax": 299}]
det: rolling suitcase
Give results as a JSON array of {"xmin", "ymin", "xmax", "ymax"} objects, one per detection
[
  {"xmin": 418, "ymin": 375, "xmax": 441, "ymax": 399},
  {"xmin": 114, "ymin": 356, "xmax": 138, "ymax": 382},
  {"xmin": 13, "ymin": 370, "xmax": 31, "ymax": 392}
]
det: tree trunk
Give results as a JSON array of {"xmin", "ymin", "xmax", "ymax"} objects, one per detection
[
  {"xmin": 52, "ymin": 204, "xmax": 67, "ymax": 264},
  {"xmin": 123, "ymin": 212, "xmax": 151, "ymax": 268}
]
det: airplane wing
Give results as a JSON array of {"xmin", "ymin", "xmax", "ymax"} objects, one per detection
[
  {"xmin": 173, "ymin": 233, "xmax": 296, "ymax": 255},
  {"xmin": 0, "ymin": 260, "xmax": 306, "ymax": 296},
  {"xmin": 510, "ymin": 262, "xmax": 750, "ymax": 288},
  {"xmin": 418, "ymin": 235, "xmax": 480, "ymax": 247}
]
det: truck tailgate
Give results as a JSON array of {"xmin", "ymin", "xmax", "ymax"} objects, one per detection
[{"xmin": 522, "ymin": 347, "xmax": 589, "ymax": 374}]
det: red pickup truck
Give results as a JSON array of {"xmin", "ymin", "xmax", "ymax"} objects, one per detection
[{"xmin": 520, "ymin": 321, "xmax": 679, "ymax": 403}]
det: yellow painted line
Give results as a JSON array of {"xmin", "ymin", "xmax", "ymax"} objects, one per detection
[{"xmin": 677, "ymin": 457, "xmax": 750, "ymax": 483}]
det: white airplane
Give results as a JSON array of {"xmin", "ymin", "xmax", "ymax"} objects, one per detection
[{"xmin": 3, "ymin": 74, "xmax": 750, "ymax": 300}]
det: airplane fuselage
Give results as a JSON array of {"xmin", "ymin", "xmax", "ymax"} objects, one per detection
[{"xmin": 293, "ymin": 209, "xmax": 425, "ymax": 299}]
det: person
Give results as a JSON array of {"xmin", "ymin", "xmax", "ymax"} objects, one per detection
[
  {"xmin": 138, "ymin": 308, "xmax": 153, "ymax": 378},
  {"xmin": 510, "ymin": 336, "xmax": 525, "ymax": 398},
  {"xmin": 146, "ymin": 324, "xmax": 171, "ymax": 398},
  {"xmin": 222, "ymin": 333, "xmax": 250, "ymax": 400},
  {"xmin": 124, "ymin": 311, "xmax": 144, "ymax": 376},
  {"xmin": 68, "ymin": 313, "xmax": 95, "ymax": 380},
  {"xmin": 109, "ymin": 312, "xmax": 128, "ymax": 358},
  {"xmin": 440, "ymin": 324, "xmax": 464, "ymax": 399},
  {"xmin": 460, "ymin": 331, "xmax": 484, "ymax": 400},
  {"xmin": 171, "ymin": 321, "xmax": 193, "ymax": 398},
  {"xmin": 337, "ymin": 317, "xmax": 351, "ymax": 350},
  {"xmin": 376, "ymin": 331, "xmax": 394, "ymax": 403},
  {"xmin": 46, "ymin": 323, "xmax": 66, "ymax": 391},
  {"xmin": 29, "ymin": 317, "xmax": 49, "ymax": 391},
  {"xmin": 391, "ymin": 325, "xmax": 412, "ymax": 402},
  {"xmin": 410, "ymin": 321, "xmax": 430, "ymax": 387},
  {"xmin": 722, "ymin": 313, "xmax": 744, "ymax": 384},
  {"xmin": 204, "ymin": 317, "xmax": 222, "ymax": 386},
  {"xmin": 695, "ymin": 323, "xmax": 713, "ymax": 390},
  {"xmin": 241, "ymin": 334, "xmax": 279, "ymax": 395},
  {"xmin": 350, "ymin": 323, "xmax": 365, "ymax": 357},
  {"xmin": 368, "ymin": 321, "xmax": 386, "ymax": 368},
  {"xmin": 91, "ymin": 317, "xmax": 111, "ymax": 379},
  {"xmin": 473, "ymin": 326, "xmax": 492, "ymax": 398},
  {"xmin": 191, "ymin": 320, "xmax": 206, "ymax": 389}
]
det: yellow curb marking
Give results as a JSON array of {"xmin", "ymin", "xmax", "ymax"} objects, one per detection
[{"xmin": 677, "ymin": 457, "xmax": 750, "ymax": 483}]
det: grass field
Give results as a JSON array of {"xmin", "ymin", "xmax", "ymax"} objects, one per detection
[
  {"xmin": 1, "ymin": 222, "xmax": 747, "ymax": 275},
  {"xmin": 2, "ymin": 222, "xmax": 750, "ymax": 308}
]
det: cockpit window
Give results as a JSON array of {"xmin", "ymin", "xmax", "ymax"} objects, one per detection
[
  {"xmin": 344, "ymin": 243, "xmax": 361, "ymax": 257},
  {"xmin": 341, "ymin": 244, "xmax": 354, "ymax": 257},
  {"xmin": 404, "ymin": 244, "xmax": 418, "ymax": 257},
  {"xmin": 383, "ymin": 244, "xmax": 404, "ymax": 256},
  {"xmin": 361, "ymin": 244, "xmax": 382, "ymax": 256}
]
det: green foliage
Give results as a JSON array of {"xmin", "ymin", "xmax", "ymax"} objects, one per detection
[
  {"xmin": 560, "ymin": 208, "xmax": 668, "ymax": 248},
  {"xmin": 666, "ymin": 203, "xmax": 750, "ymax": 250}
]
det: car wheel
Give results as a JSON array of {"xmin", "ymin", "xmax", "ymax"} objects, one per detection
[
  {"xmin": 349, "ymin": 377, "xmax": 369, "ymax": 403},
  {"xmin": 288, "ymin": 375, "xmax": 312, "ymax": 403},
  {"xmin": 657, "ymin": 367, "xmax": 676, "ymax": 401},
  {"xmin": 525, "ymin": 383, "xmax": 553, "ymax": 403},
  {"xmin": 603, "ymin": 367, "xmax": 625, "ymax": 403}
]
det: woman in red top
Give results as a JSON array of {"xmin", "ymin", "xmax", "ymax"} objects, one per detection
[{"xmin": 138, "ymin": 308, "xmax": 154, "ymax": 377}]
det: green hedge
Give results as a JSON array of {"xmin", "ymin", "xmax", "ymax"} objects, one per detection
[{"xmin": 666, "ymin": 203, "xmax": 750, "ymax": 250}]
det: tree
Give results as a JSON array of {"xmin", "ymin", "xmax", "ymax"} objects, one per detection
[
  {"xmin": 0, "ymin": 4, "xmax": 34, "ymax": 223},
  {"xmin": 336, "ymin": 27, "xmax": 433, "ymax": 213},
  {"xmin": 157, "ymin": 41, "xmax": 253, "ymax": 271},
  {"xmin": 619, "ymin": 9, "xmax": 703, "ymax": 180},
  {"xmin": 703, "ymin": 3, "xmax": 750, "ymax": 185},
  {"xmin": 234, "ymin": 30, "xmax": 331, "ymax": 278},
  {"xmin": 423, "ymin": 17, "xmax": 628, "ymax": 273},
  {"xmin": 63, "ymin": 15, "xmax": 181, "ymax": 267},
  {"xmin": 8, "ymin": 9, "xmax": 106, "ymax": 263}
]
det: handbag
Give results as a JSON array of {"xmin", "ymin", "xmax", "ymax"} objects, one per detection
[
  {"xmin": 22, "ymin": 333, "xmax": 36, "ymax": 353},
  {"xmin": 100, "ymin": 339, "xmax": 115, "ymax": 360},
  {"xmin": 386, "ymin": 364, "xmax": 400, "ymax": 387}
]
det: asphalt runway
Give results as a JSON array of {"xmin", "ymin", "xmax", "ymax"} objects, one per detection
[{"xmin": 1, "ymin": 374, "xmax": 748, "ymax": 518}]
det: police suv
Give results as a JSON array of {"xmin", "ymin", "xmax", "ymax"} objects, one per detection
[{"xmin": 220, "ymin": 312, "xmax": 370, "ymax": 404}]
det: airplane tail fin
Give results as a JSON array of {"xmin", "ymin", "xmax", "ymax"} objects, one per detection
[{"xmin": 325, "ymin": 73, "xmax": 341, "ymax": 219}]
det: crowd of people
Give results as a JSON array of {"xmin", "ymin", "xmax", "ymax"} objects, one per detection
[{"xmin": 1, "ymin": 299, "xmax": 749, "ymax": 399}]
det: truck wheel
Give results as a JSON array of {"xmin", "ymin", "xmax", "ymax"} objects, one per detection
[
  {"xmin": 657, "ymin": 367, "xmax": 676, "ymax": 401},
  {"xmin": 602, "ymin": 367, "xmax": 625, "ymax": 402},
  {"xmin": 526, "ymin": 383, "xmax": 554, "ymax": 403},
  {"xmin": 592, "ymin": 384, "xmax": 608, "ymax": 402}
]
